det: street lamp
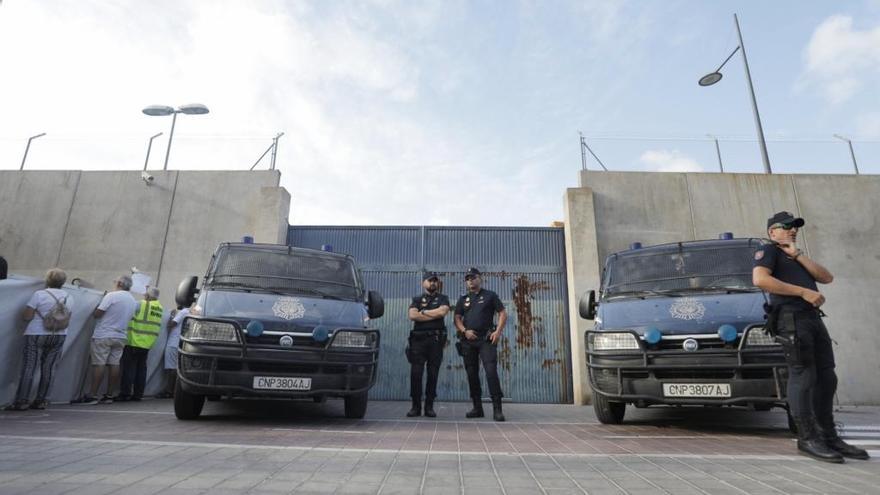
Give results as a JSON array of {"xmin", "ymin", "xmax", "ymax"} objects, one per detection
[
  {"xmin": 706, "ymin": 134, "xmax": 724, "ymax": 173},
  {"xmin": 699, "ymin": 14, "xmax": 772, "ymax": 174},
  {"xmin": 142, "ymin": 103, "xmax": 210, "ymax": 170},
  {"xmin": 143, "ymin": 132, "xmax": 163, "ymax": 171},
  {"xmin": 832, "ymin": 134, "xmax": 860, "ymax": 175},
  {"xmin": 19, "ymin": 132, "xmax": 46, "ymax": 170}
]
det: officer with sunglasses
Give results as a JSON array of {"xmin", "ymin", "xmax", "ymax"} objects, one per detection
[
  {"xmin": 454, "ymin": 268, "xmax": 508, "ymax": 421},
  {"xmin": 406, "ymin": 272, "xmax": 450, "ymax": 418},
  {"xmin": 753, "ymin": 211, "xmax": 868, "ymax": 463}
]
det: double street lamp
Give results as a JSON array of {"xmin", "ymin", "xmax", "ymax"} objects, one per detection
[
  {"xmin": 142, "ymin": 103, "xmax": 210, "ymax": 170},
  {"xmin": 699, "ymin": 14, "xmax": 772, "ymax": 174}
]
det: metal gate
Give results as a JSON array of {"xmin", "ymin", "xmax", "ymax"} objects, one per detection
[{"xmin": 288, "ymin": 226, "xmax": 572, "ymax": 403}]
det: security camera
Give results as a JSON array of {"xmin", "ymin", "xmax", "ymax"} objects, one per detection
[{"xmin": 141, "ymin": 171, "xmax": 154, "ymax": 184}]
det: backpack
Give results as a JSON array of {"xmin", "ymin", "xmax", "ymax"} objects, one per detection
[{"xmin": 37, "ymin": 290, "xmax": 72, "ymax": 331}]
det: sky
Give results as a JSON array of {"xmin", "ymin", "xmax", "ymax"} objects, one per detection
[{"xmin": 1, "ymin": 1, "xmax": 878, "ymax": 226}]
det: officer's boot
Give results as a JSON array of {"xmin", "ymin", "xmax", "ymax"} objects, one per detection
[
  {"xmin": 465, "ymin": 398, "xmax": 484, "ymax": 418},
  {"xmin": 491, "ymin": 397, "xmax": 505, "ymax": 422},
  {"xmin": 406, "ymin": 399, "xmax": 421, "ymax": 417},
  {"xmin": 816, "ymin": 420, "xmax": 869, "ymax": 460},
  {"xmin": 424, "ymin": 399, "xmax": 436, "ymax": 418},
  {"xmin": 795, "ymin": 417, "xmax": 844, "ymax": 463}
]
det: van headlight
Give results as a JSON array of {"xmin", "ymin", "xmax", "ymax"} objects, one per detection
[
  {"xmin": 589, "ymin": 332, "xmax": 640, "ymax": 351},
  {"xmin": 745, "ymin": 327, "xmax": 778, "ymax": 346},
  {"xmin": 330, "ymin": 331, "xmax": 377, "ymax": 349},
  {"xmin": 183, "ymin": 319, "xmax": 241, "ymax": 343}
]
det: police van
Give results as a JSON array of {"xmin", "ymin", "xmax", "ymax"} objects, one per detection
[
  {"xmin": 579, "ymin": 235, "xmax": 789, "ymax": 426},
  {"xmin": 172, "ymin": 242, "xmax": 384, "ymax": 420}
]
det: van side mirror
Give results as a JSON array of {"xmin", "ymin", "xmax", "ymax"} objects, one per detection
[
  {"xmin": 367, "ymin": 290, "xmax": 385, "ymax": 319},
  {"xmin": 176, "ymin": 276, "xmax": 199, "ymax": 307},
  {"xmin": 578, "ymin": 290, "xmax": 597, "ymax": 320}
]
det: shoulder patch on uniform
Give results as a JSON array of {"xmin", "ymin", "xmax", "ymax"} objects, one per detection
[{"xmin": 754, "ymin": 250, "xmax": 764, "ymax": 261}]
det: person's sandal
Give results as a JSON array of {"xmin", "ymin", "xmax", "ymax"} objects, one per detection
[
  {"xmin": 29, "ymin": 400, "xmax": 48, "ymax": 410},
  {"xmin": 4, "ymin": 401, "xmax": 29, "ymax": 411}
]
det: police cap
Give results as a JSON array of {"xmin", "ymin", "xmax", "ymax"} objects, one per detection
[{"xmin": 767, "ymin": 211, "xmax": 805, "ymax": 229}]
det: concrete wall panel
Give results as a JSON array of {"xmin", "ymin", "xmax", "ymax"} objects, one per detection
[
  {"xmin": 1, "ymin": 170, "xmax": 288, "ymax": 311},
  {"xmin": 0, "ymin": 171, "xmax": 80, "ymax": 278},
  {"xmin": 581, "ymin": 171, "xmax": 695, "ymax": 262}
]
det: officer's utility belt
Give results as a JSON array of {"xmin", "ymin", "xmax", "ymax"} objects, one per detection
[
  {"xmin": 765, "ymin": 304, "xmax": 825, "ymax": 336},
  {"xmin": 410, "ymin": 329, "xmax": 445, "ymax": 339}
]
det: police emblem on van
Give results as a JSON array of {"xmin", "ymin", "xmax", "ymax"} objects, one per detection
[
  {"xmin": 669, "ymin": 298, "xmax": 706, "ymax": 320},
  {"xmin": 273, "ymin": 297, "xmax": 306, "ymax": 320}
]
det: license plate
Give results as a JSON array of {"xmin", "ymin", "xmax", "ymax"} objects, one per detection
[
  {"xmin": 662, "ymin": 383, "xmax": 731, "ymax": 398},
  {"xmin": 253, "ymin": 376, "xmax": 311, "ymax": 391}
]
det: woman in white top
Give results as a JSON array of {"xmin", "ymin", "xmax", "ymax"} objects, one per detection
[{"xmin": 5, "ymin": 268, "xmax": 74, "ymax": 411}]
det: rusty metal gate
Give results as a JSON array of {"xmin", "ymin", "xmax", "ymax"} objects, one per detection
[{"xmin": 287, "ymin": 226, "xmax": 572, "ymax": 403}]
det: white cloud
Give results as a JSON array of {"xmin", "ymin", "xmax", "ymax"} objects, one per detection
[
  {"xmin": 802, "ymin": 15, "xmax": 880, "ymax": 104},
  {"xmin": 639, "ymin": 149, "xmax": 703, "ymax": 173}
]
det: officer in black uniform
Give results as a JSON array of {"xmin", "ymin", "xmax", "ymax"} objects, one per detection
[
  {"xmin": 753, "ymin": 211, "xmax": 868, "ymax": 463},
  {"xmin": 454, "ymin": 268, "xmax": 508, "ymax": 421},
  {"xmin": 406, "ymin": 272, "xmax": 450, "ymax": 418}
]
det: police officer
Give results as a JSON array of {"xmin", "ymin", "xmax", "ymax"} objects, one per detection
[
  {"xmin": 454, "ymin": 268, "xmax": 508, "ymax": 421},
  {"xmin": 753, "ymin": 211, "xmax": 868, "ymax": 463},
  {"xmin": 406, "ymin": 272, "xmax": 450, "ymax": 418}
]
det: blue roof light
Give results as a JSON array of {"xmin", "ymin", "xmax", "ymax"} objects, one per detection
[
  {"xmin": 719, "ymin": 232, "xmax": 734, "ymax": 240},
  {"xmin": 630, "ymin": 242, "xmax": 642, "ymax": 250}
]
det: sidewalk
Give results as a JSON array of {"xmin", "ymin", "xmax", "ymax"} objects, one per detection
[{"xmin": 0, "ymin": 399, "xmax": 878, "ymax": 494}]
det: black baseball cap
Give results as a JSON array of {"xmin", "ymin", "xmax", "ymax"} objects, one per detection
[
  {"xmin": 422, "ymin": 271, "xmax": 440, "ymax": 281},
  {"xmin": 464, "ymin": 267, "xmax": 481, "ymax": 279},
  {"xmin": 767, "ymin": 211, "xmax": 805, "ymax": 229}
]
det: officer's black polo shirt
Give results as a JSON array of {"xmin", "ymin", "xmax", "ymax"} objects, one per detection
[
  {"xmin": 409, "ymin": 292, "xmax": 450, "ymax": 332},
  {"xmin": 454, "ymin": 289, "xmax": 504, "ymax": 333},
  {"xmin": 753, "ymin": 242, "xmax": 818, "ymax": 310}
]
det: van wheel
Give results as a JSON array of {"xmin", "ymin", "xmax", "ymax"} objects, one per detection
[
  {"xmin": 174, "ymin": 381, "xmax": 205, "ymax": 420},
  {"xmin": 344, "ymin": 392, "xmax": 368, "ymax": 419},
  {"xmin": 593, "ymin": 393, "xmax": 626, "ymax": 424}
]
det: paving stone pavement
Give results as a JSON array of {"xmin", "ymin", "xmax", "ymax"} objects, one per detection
[{"xmin": 0, "ymin": 399, "xmax": 879, "ymax": 494}]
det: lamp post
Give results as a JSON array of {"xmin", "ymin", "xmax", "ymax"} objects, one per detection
[
  {"xmin": 832, "ymin": 134, "xmax": 859, "ymax": 175},
  {"xmin": 707, "ymin": 134, "xmax": 724, "ymax": 172},
  {"xmin": 143, "ymin": 132, "xmax": 163, "ymax": 171},
  {"xmin": 19, "ymin": 132, "xmax": 46, "ymax": 170},
  {"xmin": 699, "ymin": 14, "xmax": 772, "ymax": 174},
  {"xmin": 142, "ymin": 104, "xmax": 210, "ymax": 170}
]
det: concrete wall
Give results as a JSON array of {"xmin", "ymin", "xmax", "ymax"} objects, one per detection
[
  {"xmin": 564, "ymin": 171, "xmax": 880, "ymax": 405},
  {"xmin": 0, "ymin": 170, "xmax": 289, "ymax": 310}
]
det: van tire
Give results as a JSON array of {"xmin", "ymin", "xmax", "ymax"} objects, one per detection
[
  {"xmin": 593, "ymin": 393, "xmax": 626, "ymax": 424},
  {"xmin": 174, "ymin": 381, "xmax": 205, "ymax": 420},
  {"xmin": 344, "ymin": 392, "xmax": 369, "ymax": 419}
]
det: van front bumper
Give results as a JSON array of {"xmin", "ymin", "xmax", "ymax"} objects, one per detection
[
  {"xmin": 176, "ymin": 336, "xmax": 379, "ymax": 398},
  {"xmin": 586, "ymin": 330, "xmax": 788, "ymax": 406}
]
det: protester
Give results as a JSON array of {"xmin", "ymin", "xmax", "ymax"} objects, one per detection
[
  {"xmin": 117, "ymin": 286, "xmax": 164, "ymax": 401},
  {"xmin": 72, "ymin": 275, "xmax": 138, "ymax": 405},
  {"xmin": 157, "ymin": 304, "xmax": 190, "ymax": 399},
  {"xmin": 5, "ymin": 268, "xmax": 73, "ymax": 411}
]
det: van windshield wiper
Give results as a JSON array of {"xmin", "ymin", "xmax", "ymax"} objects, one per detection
[
  {"xmin": 210, "ymin": 282, "xmax": 290, "ymax": 296},
  {"xmin": 699, "ymin": 286, "xmax": 760, "ymax": 293},
  {"xmin": 266, "ymin": 286, "xmax": 345, "ymax": 300},
  {"xmin": 605, "ymin": 289, "xmax": 686, "ymax": 299}
]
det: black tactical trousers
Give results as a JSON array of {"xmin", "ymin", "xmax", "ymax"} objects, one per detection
[
  {"xmin": 461, "ymin": 337, "xmax": 503, "ymax": 400},
  {"xmin": 408, "ymin": 331, "xmax": 445, "ymax": 401},
  {"xmin": 777, "ymin": 309, "xmax": 837, "ymax": 428}
]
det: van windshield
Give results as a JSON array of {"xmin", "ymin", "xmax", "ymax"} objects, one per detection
[
  {"xmin": 206, "ymin": 247, "xmax": 360, "ymax": 301},
  {"xmin": 603, "ymin": 243, "xmax": 759, "ymax": 299}
]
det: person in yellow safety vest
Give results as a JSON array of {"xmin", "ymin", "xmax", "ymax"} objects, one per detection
[{"xmin": 117, "ymin": 286, "xmax": 164, "ymax": 401}]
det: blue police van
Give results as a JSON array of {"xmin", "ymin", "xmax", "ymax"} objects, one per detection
[
  {"xmin": 173, "ymin": 242, "xmax": 384, "ymax": 420},
  {"xmin": 579, "ymin": 236, "xmax": 789, "ymax": 425}
]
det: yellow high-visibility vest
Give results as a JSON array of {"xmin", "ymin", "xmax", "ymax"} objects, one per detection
[{"xmin": 127, "ymin": 300, "xmax": 164, "ymax": 349}]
